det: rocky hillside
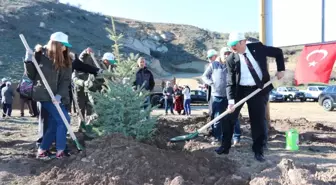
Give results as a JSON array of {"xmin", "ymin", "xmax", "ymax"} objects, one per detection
[{"xmin": 0, "ymin": 0, "xmax": 260, "ymax": 80}]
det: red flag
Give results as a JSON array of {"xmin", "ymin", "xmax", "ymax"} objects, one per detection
[{"xmin": 294, "ymin": 43, "xmax": 336, "ymax": 85}]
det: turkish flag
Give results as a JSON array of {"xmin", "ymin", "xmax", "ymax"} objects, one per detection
[{"xmin": 294, "ymin": 43, "xmax": 336, "ymax": 85}]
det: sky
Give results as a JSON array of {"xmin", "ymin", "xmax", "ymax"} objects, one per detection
[{"xmin": 59, "ymin": 0, "xmax": 259, "ymax": 33}]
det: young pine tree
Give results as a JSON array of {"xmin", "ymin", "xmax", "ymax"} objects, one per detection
[{"xmin": 91, "ymin": 16, "xmax": 157, "ymax": 141}]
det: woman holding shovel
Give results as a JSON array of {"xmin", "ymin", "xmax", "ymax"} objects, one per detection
[{"xmin": 24, "ymin": 32, "xmax": 72, "ymax": 159}]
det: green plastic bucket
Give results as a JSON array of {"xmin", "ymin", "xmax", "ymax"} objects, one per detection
[{"xmin": 285, "ymin": 129, "xmax": 299, "ymax": 151}]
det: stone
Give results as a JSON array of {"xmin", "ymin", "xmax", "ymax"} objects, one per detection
[
  {"xmin": 81, "ymin": 158, "xmax": 90, "ymax": 163},
  {"xmin": 288, "ymin": 169, "xmax": 314, "ymax": 185},
  {"xmin": 39, "ymin": 22, "xmax": 45, "ymax": 28},
  {"xmin": 170, "ymin": 176, "xmax": 184, "ymax": 185},
  {"xmin": 142, "ymin": 39, "xmax": 158, "ymax": 51}
]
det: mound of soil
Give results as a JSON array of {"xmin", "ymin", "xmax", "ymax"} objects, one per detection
[
  {"xmin": 29, "ymin": 116, "xmax": 241, "ymax": 185},
  {"xmin": 250, "ymin": 158, "xmax": 335, "ymax": 185},
  {"xmin": 270, "ymin": 118, "xmax": 335, "ymax": 133}
]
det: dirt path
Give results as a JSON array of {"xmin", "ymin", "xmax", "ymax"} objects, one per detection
[{"xmin": 0, "ymin": 102, "xmax": 335, "ymax": 185}]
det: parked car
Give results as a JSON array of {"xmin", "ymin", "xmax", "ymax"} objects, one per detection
[
  {"xmin": 269, "ymin": 90, "xmax": 285, "ymax": 102},
  {"xmin": 300, "ymin": 85, "xmax": 327, "ymax": 101},
  {"xmin": 276, "ymin": 86, "xmax": 306, "ymax": 102},
  {"xmin": 190, "ymin": 90, "xmax": 207, "ymax": 103},
  {"xmin": 318, "ymin": 85, "xmax": 336, "ymax": 111},
  {"xmin": 150, "ymin": 92, "xmax": 164, "ymax": 108}
]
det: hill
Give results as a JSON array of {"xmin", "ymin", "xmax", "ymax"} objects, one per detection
[{"xmin": 0, "ymin": 0, "xmax": 260, "ymax": 81}]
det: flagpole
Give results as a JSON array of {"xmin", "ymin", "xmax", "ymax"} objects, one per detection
[
  {"xmin": 259, "ymin": 0, "xmax": 271, "ymax": 123},
  {"xmin": 321, "ymin": 0, "xmax": 325, "ymax": 43}
]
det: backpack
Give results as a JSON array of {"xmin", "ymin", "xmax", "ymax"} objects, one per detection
[{"xmin": 18, "ymin": 74, "xmax": 33, "ymax": 99}]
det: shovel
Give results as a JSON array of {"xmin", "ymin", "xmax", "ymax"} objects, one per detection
[
  {"xmin": 169, "ymin": 78, "xmax": 276, "ymax": 142},
  {"xmin": 19, "ymin": 34, "xmax": 84, "ymax": 151},
  {"xmin": 90, "ymin": 53, "xmax": 107, "ymax": 70}
]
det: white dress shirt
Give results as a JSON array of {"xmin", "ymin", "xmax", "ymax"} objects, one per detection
[{"xmin": 238, "ymin": 47, "xmax": 263, "ymax": 86}]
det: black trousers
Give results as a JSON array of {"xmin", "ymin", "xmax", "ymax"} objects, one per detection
[
  {"xmin": 31, "ymin": 100, "xmax": 39, "ymax": 116},
  {"xmin": 222, "ymin": 86, "xmax": 267, "ymax": 154}
]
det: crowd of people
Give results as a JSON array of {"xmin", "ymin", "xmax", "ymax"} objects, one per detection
[
  {"xmin": 4, "ymin": 31, "xmax": 285, "ymax": 163},
  {"xmin": 162, "ymin": 82, "xmax": 191, "ymax": 116}
]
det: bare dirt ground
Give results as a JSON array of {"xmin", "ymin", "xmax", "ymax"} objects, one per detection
[{"xmin": 0, "ymin": 101, "xmax": 335, "ymax": 185}]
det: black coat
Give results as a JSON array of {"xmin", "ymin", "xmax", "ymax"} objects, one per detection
[
  {"xmin": 226, "ymin": 42, "xmax": 285, "ymax": 101},
  {"xmin": 133, "ymin": 67, "xmax": 155, "ymax": 91}
]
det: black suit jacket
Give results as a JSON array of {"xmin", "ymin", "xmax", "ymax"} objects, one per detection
[{"xmin": 226, "ymin": 42, "xmax": 285, "ymax": 101}]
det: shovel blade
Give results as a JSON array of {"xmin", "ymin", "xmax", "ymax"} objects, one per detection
[{"xmin": 169, "ymin": 131, "xmax": 199, "ymax": 143}]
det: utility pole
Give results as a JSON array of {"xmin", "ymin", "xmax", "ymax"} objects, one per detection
[{"xmin": 259, "ymin": 0, "xmax": 271, "ymax": 123}]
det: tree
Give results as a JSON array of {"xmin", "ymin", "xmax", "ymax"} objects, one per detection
[{"xmin": 90, "ymin": 16, "xmax": 157, "ymax": 141}]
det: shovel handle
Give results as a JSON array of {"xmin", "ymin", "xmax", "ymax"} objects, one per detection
[
  {"xmin": 90, "ymin": 53, "xmax": 107, "ymax": 70},
  {"xmin": 197, "ymin": 78, "xmax": 276, "ymax": 133}
]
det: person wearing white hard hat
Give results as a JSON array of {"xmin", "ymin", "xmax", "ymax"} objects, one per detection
[
  {"xmin": 217, "ymin": 47, "xmax": 242, "ymax": 146},
  {"xmin": 218, "ymin": 47, "xmax": 232, "ymax": 63},
  {"xmin": 24, "ymin": 31, "xmax": 72, "ymax": 159},
  {"xmin": 202, "ymin": 49, "xmax": 230, "ymax": 145},
  {"xmin": 73, "ymin": 48, "xmax": 108, "ymax": 129},
  {"xmin": 204, "ymin": 49, "xmax": 218, "ymax": 121},
  {"xmin": 102, "ymin": 52, "xmax": 117, "ymax": 67},
  {"xmin": 217, "ymin": 32, "xmax": 285, "ymax": 162}
]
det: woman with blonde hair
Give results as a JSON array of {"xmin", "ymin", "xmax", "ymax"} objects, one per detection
[{"xmin": 24, "ymin": 32, "xmax": 72, "ymax": 159}]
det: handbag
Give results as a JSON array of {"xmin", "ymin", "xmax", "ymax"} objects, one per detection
[{"xmin": 18, "ymin": 74, "xmax": 33, "ymax": 99}]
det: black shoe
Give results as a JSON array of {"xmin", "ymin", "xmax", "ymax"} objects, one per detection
[
  {"xmin": 254, "ymin": 153, "xmax": 266, "ymax": 162},
  {"xmin": 215, "ymin": 146, "xmax": 229, "ymax": 155}
]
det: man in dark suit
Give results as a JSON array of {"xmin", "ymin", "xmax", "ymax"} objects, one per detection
[{"xmin": 217, "ymin": 32, "xmax": 285, "ymax": 162}]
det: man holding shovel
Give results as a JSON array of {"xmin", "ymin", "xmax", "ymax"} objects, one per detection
[{"xmin": 217, "ymin": 32, "xmax": 285, "ymax": 162}]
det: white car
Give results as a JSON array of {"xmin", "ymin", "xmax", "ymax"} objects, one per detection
[
  {"xmin": 276, "ymin": 86, "xmax": 306, "ymax": 102},
  {"xmin": 300, "ymin": 86, "xmax": 326, "ymax": 102}
]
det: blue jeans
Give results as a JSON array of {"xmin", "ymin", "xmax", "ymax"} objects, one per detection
[
  {"xmin": 183, "ymin": 99, "xmax": 191, "ymax": 115},
  {"xmin": 165, "ymin": 99, "xmax": 174, "ymax": 114},
  {"xmin": 233, "ymin": 119, "xmax": 241, "ymax": 142},
  {"xmin": 212, "ymin": 96, "xmax": 228, "ymax": 141},
  {"xmin": 40, "ymin": 102, "xmax": 70, "ymax": 151}
]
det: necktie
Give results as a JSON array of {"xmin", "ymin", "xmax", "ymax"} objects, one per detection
[{"xmin": 243, "ymin": 53, "xmax": 263, "ymax": 88}]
